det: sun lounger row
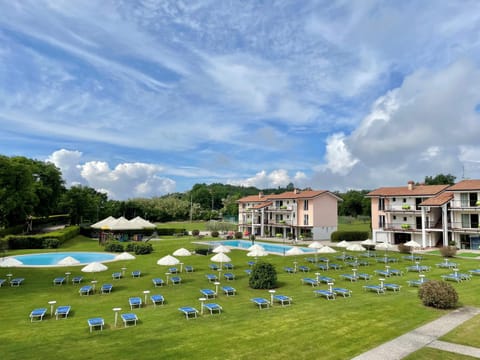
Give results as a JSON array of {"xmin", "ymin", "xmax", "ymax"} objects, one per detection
[{"xmin": 30, "ymin": 305, "xmax": 71, "ymax": 322}]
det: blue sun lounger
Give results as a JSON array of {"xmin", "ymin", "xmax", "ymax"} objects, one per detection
[
  {"xmin": 168, "ymin": 267, "xmax": 179, "ymax": 274},
  {"xmin": 112, "ymin": 272, "xmax": 122, "ymax": 280},
  {"xmin": 469, "ymin": 269, "xmax": 480, "ymax": 276},
  {"xmin": 407, "ymin": 278, "xmax": 428, "ymax": 287},
  {"xmin": 223, "ymin": 263, "xmax": 234, "ymax": 270},
  {"xmin": 206, "ymin": 274, "xmax": 218, "ymax": 282},
  {"xmin": 151, "ymin": 294, "xmax": 165, "ymax": 307},
  {"xmin": 55, "ymin": 305, "xmax": 71, "ymax": 320},
  {"xmin": 363, "ymin": 285, "xmax": 385, "ymax": 294},
  {"xmin": 251, "ymin": 297, "xmax": 270, "ymax": 309},
  {"xmin": 273, "ymin": 294, "xmax": 292, "ymax": 306},
  {"xmin": 152, "ymin": 278, "xmax": 165, "ymax": 287},
  {"xmin": 302, "ymin": 278, "xmax": 319, "ymax": 287},
  {"xmin": 10, "ymin": 278, "xmax": 24, "ymax": 287},
  {"xmin": 200, "ymin": 289, "xmax": 216, "ymax": 299},
  {"xmin": 101, "ymin": 284, "xmax": 113, "ymax": 294},
  {"xmin": 72, "ymin": 276, "xmax": 83, "ymax": 284},
  {"xmin": 131, "ymin": 270, "xmax": 141, "ymax": 278},
  {"xmin": 298, "ymin": 265, "xmax": 310, "ymax": 272},
  {"xmin": 171, "ymin": 276, "xmax": 182, "ymax": 285},
  {"xmin": 30, "ymin": 308, "xmax": 47, "ymax": 322},
  {"xmin": 204, "ymin": 303, "xmax": 222, "ymax": 314},
  {"xmin": 224, "ymin": 272, "xmax": 235, "ymax": 281},
  {"xmin": 121, "ymin": 313, "xmax": 138, "ymax": 327},
  {"xmin": 185, "ymin": 265, "xmax": 194, "ymax": 272},
  {"xmin": 284, "ymin": 267, "xmax": 296, "ymax": 273},
  {"xmin": 317, "ymin": 263, "xmax": 329, "ymax": 271},
  {"xmin": 358, "ymin": 273, "xmax": 371, "ymax": 280},
  {"xmin": 222, "ymin": 286, "xmax": 236, "ymax": 296},
  {"xmin": 209, "ymin": 264, "xmax": 219, "ymax": 271},
  {"xmin": 247, "ymin": 261, "xmax": 255, "ymax": 267},
  {"xmin": 178, "ymin": 306, "xmax": 198, "ymax": 319},
  {"xmin": 384, "ymin": 283, "xmax": 401, "ymax": 292},
  {"xmin": 129, "ymin": 297, "xmax": 142, "ymax": 309},
  {"xmin": 244, "ymin": 269, "xmax": 252, "ymax": 276},
  {"xmin": 314, "ymin": 289, "xmax": 336, "ymax": 300},
  {"xmin": 0, "ymin": 279, "xmax": 5, "ymax": 287},
  {"xmin": 333, "ymin": 287, "xmax": 352, "ymax": 297},
  {"xmin": 318, "ymin": 276, "xmax": 334, "ymax": 284},
  {"xmin": 341, "ymin": 274, "xmax": 358, "ymax": 282},
  {"xmin": 87, "ymin": 317, "xmax": 104, "ymax": 332},
  {"xmin": 53, "ymin": 277, "xmax": 65, "ymax": 286},
  {"xmin": 79, "ymin": 285, "xmax": 93, "ymax": 296},
  {"xmin": 406, "ymin": 265, "xmax": 431, "ymax": 272}
]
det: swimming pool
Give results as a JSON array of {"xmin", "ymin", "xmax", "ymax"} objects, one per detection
[
  {"xmin": 11, "ymin": 252, "xmax": 117, "ymax": 267},
  {"xmin": 207, "ymin": 240, "xmax": 316, "ymax": 255}
]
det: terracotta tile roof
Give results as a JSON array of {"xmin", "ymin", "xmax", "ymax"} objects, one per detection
[
  {"xmin": 446, "ymin": 179, "xmax": 480, "ymax": 191},
  {"xmin": 252, "ymin": 202, "xmax": 272, "ymax": 209},
  {"xmin": 367, "ymin": 184, "xmax": 449, "ymax": 197},
  {"xmin": 419, "ymin": 192, "xmax": 453, "ymax": 206},
  {"xmin": 237, "ymin": 190, "xmax": 341, "ymax": 203}
]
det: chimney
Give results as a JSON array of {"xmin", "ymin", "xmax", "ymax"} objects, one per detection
[
  {"xmin": 407, "ymin": 181, "xmax": 414, "ymax": 190},
  {"xmin": 294, "ymin": 188, "xmax": 299, "ymax": 194},
  {"xmin": 258, "ymin": 191, "xmax": 264, "ymax": 199}
]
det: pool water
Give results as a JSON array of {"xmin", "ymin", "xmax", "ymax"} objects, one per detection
[
  {"xmin": 12, "ymin": 252, "xmax": 117, "ymax": 266},
  {"xmin": 209, "ymin": 240, "xmax": 316, "ymax": 255}
]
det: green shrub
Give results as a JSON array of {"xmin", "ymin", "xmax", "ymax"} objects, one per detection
[
  {"xmin": 156, "ymin": 228, "xmax": 186, "ymax": 236},
  {"xmin": 194, "ymin": 247, "xmax": 213, "ymax": 256},
  {"xmin": 234, "ymin": 231, "xmax": 243, "ymax": 239},
  {"xmin": 5, "ymin": 226, "xmax": 80, "ymax": 249},
  {"xmin": 439, "ymin": 246, "xmax": 457, "ymax": 257},
  {"xmin": 249, "ymin": 262, "xmax": 278, "ymax": 289},
  {"xmin": 330, "ymin": 231, "xmax": 369, "ymax": 242},
  {"xmin": 191, "ymin": 229, "xmax": 200, "ymax": 236},
  {"xmin": 42, "ymin": 238, "xmax": 60, "ymax": 249},
  {"xmin": 418, "ymin": 280, "xmax": 458, "ymax": 309},
  {"xmin": 104, "ymin": 242, "xmax": 124, "ymax": 252},
  {"xmin": 211, "ymin": 231, "xmax": 219, "ymax": 238},
  {"xmin": 125, "ymin": 242, "xmax": 153, "ymax": 255}
]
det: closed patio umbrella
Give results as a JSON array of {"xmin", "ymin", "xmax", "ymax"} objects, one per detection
[
  {"xmin": 173, "ymin": 248, "xmax": 192, "ymax": 257},
  {"xmin": 212, "ymin": 245, "xmax": 231, "ymax": 253},
  {"xmin": 157, "ymin": 255, "xmax": 180, "ymax": 266},
  {"xmin": 115, "ymin": 252, "xmax": 136, "ymax": 260},
  {"xmin": 0, "ymin": 257, "xmax": 23, "ymax": 267}
]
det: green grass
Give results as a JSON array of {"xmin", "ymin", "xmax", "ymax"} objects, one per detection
[
  {"xmin": 441, "ymin": 314, "xmax": 480, "ymax": 348},
  {"xmin": 2, "ymin": 235, "xmax": 480, "ymax": 359},
  {"xmin": 404, "ymin": 347, "xmax": 478, "ymax": 359},
  {"xmin": 156, "ymin": 221, "xmax": 207, "ymax": 231}
]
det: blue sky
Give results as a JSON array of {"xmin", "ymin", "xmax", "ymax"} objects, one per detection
[{"xmin": 1, "ymin": 1, "xmax": 480, "ymax": 200}]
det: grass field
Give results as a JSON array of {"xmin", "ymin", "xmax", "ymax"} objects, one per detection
[{"xmin": 1, "ymin": 233, "xmax": 480, "ymax": 359}]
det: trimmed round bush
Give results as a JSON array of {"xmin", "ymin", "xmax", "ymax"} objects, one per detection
[
  {"xmin": 125, "ymin": 242, "xmax": 153, "ymax": 255},
  {"xmin": 418, "ymin": 280, "xmax": 458, "ymax": 309},
  {"xmin": 104, "ymin": 241, "xmax": 124, "ymax": 252},
  {"xmin": 439, "ymin": 246, "xmax": 457, "ymax": 257},
  {"xmin": 191, "ymin": 229, "xmax": 200, "ymax": 236},
  {"xmin": 249, "ymin": 262, "xmax": 278, "ymax": 289},
  {"xmin": 234, "ymin": 231, "xmax": 243, "ymax": 239},
  {"xmin": 211, "ymin": 231, "xmax": 219, "ymax": 238}
]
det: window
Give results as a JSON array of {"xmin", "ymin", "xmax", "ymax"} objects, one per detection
[
  {"xmin": 304, "ymin": 200, "xmax": 309, "ymax": 211},
  {"xmin": 378, "ymin": 198, "xmax": 385, "ymax": 211},
  {"xmin": 378, "ymin": 215, "xmax": 385, "ymax": 228},
  {"xmin": 393, "ymin": 216, "xmax": 397, "ymax": 220},
  {"xmin": 403, "ymin": 198, "xmax": 406, "ymax": 203},
  {"xmin": 303, "ymin": 214, "xmax": 309, "ymax": 225},
  {"xmin": 461, "ymin": 193, "xmax": 468, "ymax": 207},
  {"xmin": 403, "ymin": 217, "xmax": 407, "ymax": 222},
  {"xmin": 392, "ymin": 198, "xmax": 396, "ymax": 202}
]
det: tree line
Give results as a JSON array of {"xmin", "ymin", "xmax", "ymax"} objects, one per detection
[{"xmin": 0, "ymin": 154, "xmax": 456, "ymax": 230}]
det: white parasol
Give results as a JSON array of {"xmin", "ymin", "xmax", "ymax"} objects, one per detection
[
  {"xmin": 57, "ymin": 256, "xmax": 80, "ymax": 265},
  {"xmin": 404, "ymin": 240, "xmax": 421, "ymax": 261},
  {"xmin": 346, "ymin": 243, "xmax": 365, "ymax": 252},
  {"xmin": 336, "ymin": 240, "xmax": 349, "ymax": 248},
  {"xmin": 211, "ymin": 252, "xmax": 232, "ymax": 263},
  {"xmin": 157, "ymin": 255, "xmax": 180, "ymax": 266},
  {"xmin": 212, "ymin": 245, "xmax": 231, "ymax": 253},
  {"xmin": 115, "ymin": 252, "xmax": 136, "ymax": 260},
  {"xmin": 173, "ymin": 248, "xmax": 192, "ymax": 257},
  {"xmin": 0, "ymin": 257, "xmax": 23, "ymax": 267},
  {"xmin": 248, "ymin": 244, "xmax": 265, "ymax": 252},
  {"xmin": 308, "ymin": 241, "xmax": 324, "ymax": 262},
  {"xmin": 317, "ymin": 246, "xmax": 336, "ymax": 254}
]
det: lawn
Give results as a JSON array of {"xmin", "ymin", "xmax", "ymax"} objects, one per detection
[{"xmin": 1, "ymin": 235, "xmax": 480, "ymax": 360}]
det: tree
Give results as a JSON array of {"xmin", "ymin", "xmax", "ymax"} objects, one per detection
[
  {"xmin": 58, "ymin": 186, "xmax": 107, "ymax": 224},
  {"xmin": 424, "ymin": 174, "xmax": 456, "ymax": 185},
  {"xmin": 338, "ymin": 190, "xmax": 371, "ymax": 217}
]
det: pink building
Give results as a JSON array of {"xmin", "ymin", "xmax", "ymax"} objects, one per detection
[{"xmin": 237, "ymin": 189, "xmax": 342, "ymax": 241}]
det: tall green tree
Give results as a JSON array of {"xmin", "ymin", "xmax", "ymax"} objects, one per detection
[
  {"xmin": 58, "ymin": 186, "xmax": 107, "ymax": 224},
  {"xmin": 424, "ymin": 174, "xmax": 456, "ymax": 185}
]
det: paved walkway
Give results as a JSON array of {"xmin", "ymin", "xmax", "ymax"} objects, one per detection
[{"xmin": 352, "ymin": 306, "xmax": 480, "ymax": 359}]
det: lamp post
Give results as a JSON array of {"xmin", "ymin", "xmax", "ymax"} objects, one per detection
[
  {"xmin": 327, "ymin": 282, "xmax": 334, "ymax": 293},
  {"xmin": 419, "ymin": 274, "xmax": 425, "ymax": 284},
  {"xmin": 65, "ymin": 272, "xmax": 71, "ymax": 285},
  {"xmin": 165, "ymin": 272, "xmax": 171, "ymax": 285},
  {"xmin": 315, "ymin": 272, "xmax": 321, "ymax": 282},
  {"xmin": 379, "ymin": 278, "xmax": 385, "ymax": 289},
  {"xmin": 214, "ymin": 281, "xmax": 220, "ymax": 296},
  {"xmin": 121, "ymin": 267, "xmax": 127, "ymax": 277},
  {"xmin": 91, "ymin": 280, "xmax": 98, "ymax": 293},
  {"xmin": 113, "ymin": 307, "xmax": 122, "ymax": 327}
]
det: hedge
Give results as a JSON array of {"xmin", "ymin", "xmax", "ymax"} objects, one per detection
[
  {"xmin": 156, "ymin": 228, "xmax": 187, "ymax": 236},
  {"xmin": 4, "ymin": 226, "xmax": 80, "ymax": 249},
  {"xmin": 330, "ymin": 231, "xmax": 369, "ymax": 242}
]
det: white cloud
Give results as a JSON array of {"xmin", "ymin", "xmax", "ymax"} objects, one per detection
[
  {"xmin": 324, "ymin": 133, "xmax": 359, "ymax": 175},
  {"xmin": 46, "ymin": 149, "xmax": 176, "ymax": 200},
  {"xmin": 228, "ymin": 169, "xmax": 307, "ymax": 189}
]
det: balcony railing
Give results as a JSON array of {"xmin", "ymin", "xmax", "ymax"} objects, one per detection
[
  {"xmin": 450, "ymin": 200, "xmax": 480, "ymax": 209},
  {"xmin": 383, "ymin": 205, "xmax": 421, "ymax": 212}
]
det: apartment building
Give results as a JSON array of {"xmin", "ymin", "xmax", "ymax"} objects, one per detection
[
  {"xmin": 237, "ymin": 189, "xmax": 342, "ymax": 241},
  {"xmin": 367, "ymin": 179, "xmax": 480, "ymax": 249}
]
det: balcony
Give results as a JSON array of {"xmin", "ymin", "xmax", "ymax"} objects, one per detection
[
  {"xmin": 383, "ymin": 205, "xmax": 420, "ymax": 213},
  {"xmin": 449, "ymin": 222, "xmax": 480, "ymax": 232},
  {"xmin": 450, "ymin": 200, "xmax": 480, "ymax": 210},
  {"xmin": 383, "ymin": 223, "xmax": 420, "ymax": 232}
]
